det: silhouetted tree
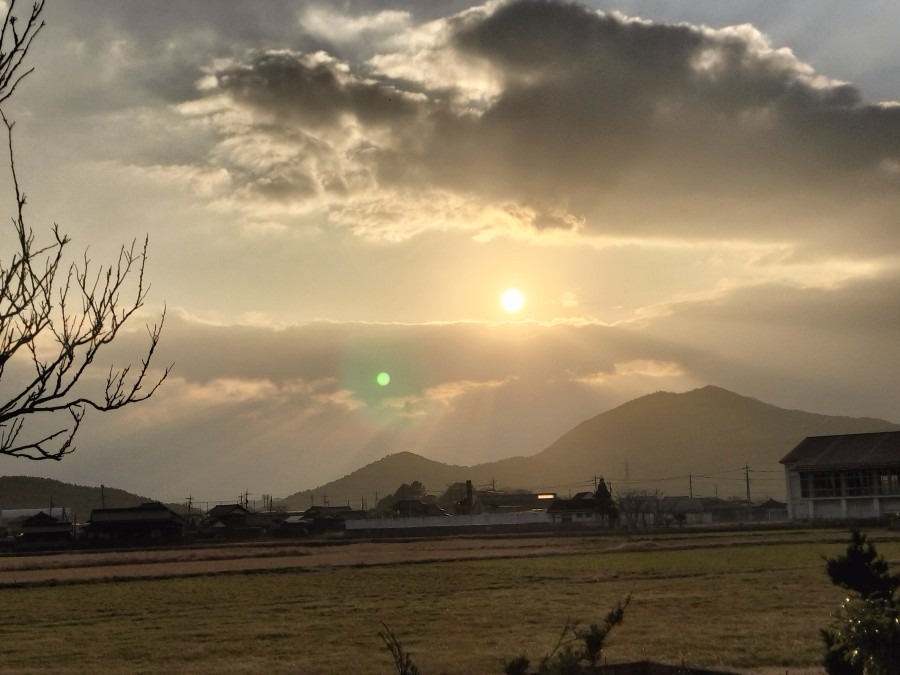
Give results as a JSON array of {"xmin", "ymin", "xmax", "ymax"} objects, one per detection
[
  {"xmin": 593, "ymin": 477, "xmax": 618, "ymax": 528},
  {"xmin": 826, "ymin": 530, "xmax": 900, "ymax": 601},
  {"xmin": 0, "ymin": 1, "xmax": 169, "ymax": 460},
  {"xmin": 437, "ymin": 481, "xmax": 478, "ymax": 514},
  {"xmin": 821, "ymin": 530, "xmax": 900, "ymax": 674},
  {"xmin": 616, "ymin": 489, "xmax": 658, "ymax": 529},
  {"xmin": 394, "ymin": 481, "xmax": 427, "ymax": 502},
  {"xmin": 375, "ymin": 481, "xmax": 428, "ymax": 514}
]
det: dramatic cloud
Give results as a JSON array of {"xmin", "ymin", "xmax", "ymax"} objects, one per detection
[{"xmin": 145, "ymin": 0, "xmax": 900, "ymax": 255}]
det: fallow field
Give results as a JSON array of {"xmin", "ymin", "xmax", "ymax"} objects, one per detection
[{"xmin": 0, "ymin": 527, "xmax": 895, "ymax": 674}]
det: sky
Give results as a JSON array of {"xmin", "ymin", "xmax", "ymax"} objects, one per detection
[{"xmin": 2, "ymin": 0, "xmax": 900, "ymax": 504}]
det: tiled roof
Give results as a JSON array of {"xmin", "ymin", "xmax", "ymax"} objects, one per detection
[
  {"xmin": 0, "ymin": 507, "xmax": 71, "ymax": 523},
  {"xmin": 89, "ymin": 502, "xmax": 183, "ymax": 524},
  {"xmin": 547, "ymin": 495, "xmax": 596, "ymax": 513},
  {"xmin": 207, "ymin": 504, "xmax": 250, "ymax": 517},
  {"xmin": 780, "ymin": 431, "xmax": 900, "ymax": 470}
]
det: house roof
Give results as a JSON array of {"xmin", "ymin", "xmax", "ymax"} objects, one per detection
[
  {"xmin": 21, "ymin": 511, "xmax": 66, "ymax": 525},
  {"xmin": 547, "ymin": 494, "xmax": 597, "ymax": 513},
  {"xmin": 207, "ymin": 504, "xmax": 250, "ymax": 518},
  {"xmin": 780, "ymin": 431, "xmax": 900, "ymax": 470},
  {"xmin": 89, "ymin": 502, "xmax": 184, "ymax": 524},
  {"xmin": 303, "ymin": 505, "xmax": 352, "ymax": 516},
  {"xmin": 0, "ymin": 507, "xmax": 71, "ymax": 523},
  {"xmin": 756, "ymin": 498, "xmax": 787, "ymax": 509}
]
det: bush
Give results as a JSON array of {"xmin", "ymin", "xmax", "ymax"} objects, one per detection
[
  {"xmin": 504, "ymin": 655, "xmax": 530, "ymax": 675},
  {"xmin": 378, "ymin": 621, "xmax": 421, "ymax": 675},
  {"xmin": 512, "ymin": 595, "xmax": 631, "ymax": 675},
  {"xmin": 821, "ymin": 530, "xmax": 900, "ymax": 674}
]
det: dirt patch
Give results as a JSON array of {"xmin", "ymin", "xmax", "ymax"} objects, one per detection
[
  {"xmin": 0, "ymin": 536, "xmax": 589, "ymax": 585},
  {"xmin": 0, "ymin": 528, "xmax": 854, "ymax": 587}
]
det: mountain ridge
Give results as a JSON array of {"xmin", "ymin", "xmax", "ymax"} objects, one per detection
[
  {"xmin": 280, "ymin": 385, "xmax": 900, "ymax": 509},
  {"xmin": 0, "ymin": 476, "xmax": 155, "ymax": 522},
  {"xmin": 5, "ymin": 386, "xmax": 897, "ymax": 513}
]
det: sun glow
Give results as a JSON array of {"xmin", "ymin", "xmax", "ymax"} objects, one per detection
[{"xmin": 500, "ymin": 288, "xmax": 525, "ymax": 313}]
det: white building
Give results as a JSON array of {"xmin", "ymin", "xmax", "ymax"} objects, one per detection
[{"xmin": 781, "ymin": 431, "xmax": 900, "ymax": 520}]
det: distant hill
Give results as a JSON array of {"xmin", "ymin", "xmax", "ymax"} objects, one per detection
[
  {"xmin": 280, "ymin": 385, "xmax": 900, "ymax": 509},
  {"xmin": 0, "ymin": 476, "xmax": 154, "ymax": 522},
  {"xmin": 280, "ymin": 452, "xmax": 472, "ymax": 511}
]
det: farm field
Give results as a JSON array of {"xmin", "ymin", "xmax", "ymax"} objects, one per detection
[{"xmin": 0, "ymin": 527, "xmax": 896, "ymax": 674}]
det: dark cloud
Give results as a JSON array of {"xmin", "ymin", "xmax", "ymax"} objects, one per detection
[
  {"xmin": 428, "ymin": 1, "xmax": 900, "ymax": 241},
  {"xmin": 642, "ymin": 272, "xmax": 900, "ymax": 421},
  {"xmin": 146, "ymin": 316, "xmax": 639, "ymax": 392},
  {"xmin": 189, "ymin": 0, "xmax": 900, "ymax": 247},
  {"xmin": 25, "ymin": 1, "xmax": 900, "ymax": 252},
  {"xmin": 215, "ymin": 51, "xmax": 419, "ymax": 128}
]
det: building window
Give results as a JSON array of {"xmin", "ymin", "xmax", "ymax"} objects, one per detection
[
  {"xmin": 879, "ymin": 470, "xmax": 900, "ymax": 495},
  {"xmin": 800, "ymin": 472, "xmax": 841, "ymax": 498},
  {"xmin": 845, "ymin": 471, "xmax": 875, "ymax": 497}
]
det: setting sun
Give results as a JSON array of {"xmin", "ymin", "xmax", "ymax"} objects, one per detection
[{"xmin": 500, "ymin": 288, "xmax": 525, "ymax": 313}]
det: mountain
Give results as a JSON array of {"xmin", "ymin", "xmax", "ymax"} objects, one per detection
[
  {"xmin": 281, "ymin": 386, "xmax": 900, "ymax": 509},
  {"xmin": 0, "ymin": 476, "xmax": 155, "ymax": 522}
]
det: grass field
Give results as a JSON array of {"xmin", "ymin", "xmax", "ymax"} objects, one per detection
[{"xmin": 1, "ymin": 527, "xmax": 897, "ymax": 674}]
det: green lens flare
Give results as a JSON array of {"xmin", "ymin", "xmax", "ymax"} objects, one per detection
[{"xmin": 376, "ymin": 371, "xmax": 391, "ymax": 386}]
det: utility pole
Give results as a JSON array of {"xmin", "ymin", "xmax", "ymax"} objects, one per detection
[
  {"xmin": 100, "ymin": 484, "xmax": 106, "ymax": 509},
  {"xmin": 689, "ymin": 474, "xmax": 693, "ymax": 499},
  {"xmin": 186, "ymin": 495, "xmax": 193, "ymax": 517},
  {"xmin": 745, "ymin": 464, "xmax": 751, "ymax": 502}
]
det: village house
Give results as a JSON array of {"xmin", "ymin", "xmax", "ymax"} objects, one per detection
[
  {"xmin": 781, "ymin": 430, "xmax": 900, "ymax": 520},
  {"xmin": 13, "ymin": 510, "xmax": 74, "ymax": 547},
  {"xmin": 475, "ymin": 491, "xmax": 557, "ymax": 513},
  {"xmin": 391, "ymin": 499, "xmax": 448, "ymax": 518},
  {"xmin": 278, "ymin": 505, "xmax": 370, "ymax": 537},
  {"xmin": 547, "ymin": 492, "xmax": 602, "ymax": 525},
  {"xmin": 0, "ymin": 507, "xmax": 73, "ymax": 540},
  {"xmin": 200, "ymin": 503, "xmax": 282, "ymax": 540},
  {"xmin": 83, "ymin": 502, "xmax": 186, "ymax": 544}
]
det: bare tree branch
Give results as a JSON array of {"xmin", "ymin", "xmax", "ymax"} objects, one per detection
[{"xmin": 0, "ymin": 1, "xmax": 170, "ymax": 461}]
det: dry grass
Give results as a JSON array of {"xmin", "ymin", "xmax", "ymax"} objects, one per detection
[{"xmin": 0, "ymin": 527, "xmax": 896, "ymax": 674}]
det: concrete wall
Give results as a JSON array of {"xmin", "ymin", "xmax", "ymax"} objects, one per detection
[{"xmin": 345, "ymin": 512, "xmax": 551, "ymax": 531}]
